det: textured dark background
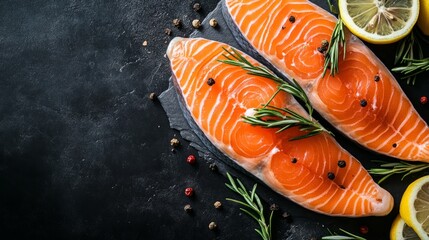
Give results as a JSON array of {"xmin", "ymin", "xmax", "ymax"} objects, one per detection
[{"xmin": 1, "ymin": 0, "xmax": 428, "ymax": 239}]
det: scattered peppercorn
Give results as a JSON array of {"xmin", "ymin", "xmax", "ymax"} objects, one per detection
[
  {"xmin": 164, "ymin": 28, "xmax": 172, "ymax": 36},
  {"xmin": 185, "ymin": 187, "xmax": 194, "ymax": 197},
  {"xmin": 209, "ymin": 18, "xmax": 218, "ymax": 28},
  {"xmin": 270, "ymin": 203, "xmax": 279, "ymax": 211},
  {"xmin": 173, "ymin": 18, "xmax": 182, "ymax": 28},
  {"xmin": 184, "ymin": 204, "xmax": 193, "ymax": 213},
  {"xmin": 339, "ymin": 185, "xmax": 345, "ymax": 189},
  {"xmin": 282, "ymin": 212, "xmax": 293, "ymax": 223},
  {"xmin": 360, "ymin": 99, "xmax": 368, "ymax": 107},
  {"xmin": 359, "ymin": 225, "xmax": 369, "ymax": 234},
  {"xmin": 192, "ymin": 19, "xmax": 201, "ymax": 29},
  {"xmin": 420, "ymin": 96, "xmax": 428, "ymax": 104},
  {"xmin": 327, "ymin": 172, "xmax": 335, "ymax": 180},
  {"xmin": 186, "ymin": 154, "xmax": 196, "ymax": 165},
  {"xmin": 291, "ymin": 158, "xmax": 297, "ymax": 163},
  {"xmin": 149, "ymin": 92, "xmax": 157, "ymax": 100},
  {"xmin": 170, "ymin": 138, "xmax": 180, "ymax": 147},
  {"xmin": 142, "ymin": 40, "xmax": 148, "ymax": 47},
  {"xmin": 289, "ymin": 15, "xmax": 296, "ymax": 23},
  {"xmin": 208, "ymin": 221, "xmax": 217, "ymax": 230},
  {"xmin": 374, "ymin": 75, "xmax": 380, "ymax": 82},
  {"xmin": 214, "ymin": 201, "xmax": 222, "ymax": 209},
  {"xmin": 317, "ymin": 40, "xmax": 329, "ymax": 54},
  {"xmin": 209, "ymin": 163, "xmax": 218, "ymax": 172},
  {"xmin": 321, "ymin": 39, "xmax": 329, "ymax": 48},
  {"xmin": 207, "ymin": 78, "xmax": 216, "ymax": 86},
  {"xmin": 337, "ymin": 160, "xmax": 346, "ymax": 168},
  {"xmin": 392, "ymin": 143, "xmax": 397, "ymax": 148},
  {"xmin": 193, "ymin": 2, "xmax": 201, "ymax": 12}
]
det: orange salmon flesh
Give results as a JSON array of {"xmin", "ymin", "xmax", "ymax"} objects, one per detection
[
  {"xmin": 167, "ymin": 37, "xmax": 393, "ymax": 217},
  {"xmin": 224, "ymin": 0, "xmax": 429, "ymax": 162}
]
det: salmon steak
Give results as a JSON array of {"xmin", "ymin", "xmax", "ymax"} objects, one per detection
[
  {"xmin": 223, "ymin": 0, "xmax": 429, "ymax": 162},
  {"xmin": 166, "ymin": 37, "xmax": 393, "ymax": 216}
]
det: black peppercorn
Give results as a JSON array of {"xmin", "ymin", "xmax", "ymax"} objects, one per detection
[
  {"xmin": 337, "ymin": 160, "xmax": 346, "ymax": 168},
  {"xmin": 269, "ymin": 203, "xmax": 279, "ymax": 211},
  {"xmin": 327, "ymin": 172, "xmax": 335, "ymax": 180},
  {"xmin": 289, "ymin": 15, "xmax": 296, "ymax": 23},
  {"xmin": 207, "ymin": 78, "xmax": 215, "ymax": 86},
  {"xmin": 392, "ymin": 143, "xmax": 397, "ymax": 148},
  {"xmin": 282, "ymin": 212, "xmax": 293, "ymax": 223},
  {"xmin": 360, "ymin": 99, "xmax": 368, "ymax": 107},
  {"xmin": 209, "ymin": 163, "xmax": 218, "ymax": 171},
  {"xmin": 291, "ymin": 158, "xmax": 297, "ymax": 163},
  {"xmin": 374, "ymin": 75, "xmax": 380, "ymax": 82}
]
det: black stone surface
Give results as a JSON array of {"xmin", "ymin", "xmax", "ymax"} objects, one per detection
[{"xmin": 1, "ymin": 0, "xmax": 429, "ymax": 239}]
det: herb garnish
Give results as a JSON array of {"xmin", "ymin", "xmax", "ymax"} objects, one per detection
[
  {"xmin": 368, "ymin": 160, "xmax": 429, "ymax": 184},
  {"xmin": 322, "ymin": 18, "xmax": 346, "ymax": 77},
  {"xmin": 322, "ymin": 228, "xmax": 366, "ymax": 240},
  {"xmin": 242, "ymin": 105, "xmax": 330, "ymax": 141},
  {"xmin": 392, "ymin": 58, "xmax": 429, "ymax": 84},
  {"xmin": 322, "ymin": 0, "xmax": 346, "ymax": 77},
  {"xmin": 392, "ymin": 30, "xmax": 425, "ymax": 85},
  {"xmin": 219, "ymin": 48, "xmax": 332, "ymax": 140},
  {"xmin": 225, "ymin": 173, "xmax": 273, "ymax": 240}
]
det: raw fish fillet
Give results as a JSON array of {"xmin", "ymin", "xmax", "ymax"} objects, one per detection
[
  {"xmin": 167, "ymin": 37, "xmax": 393, "ymax": 216},
  {"xmin": 223, "ymin": 0, "xmax": 429, "ymax": 162}
]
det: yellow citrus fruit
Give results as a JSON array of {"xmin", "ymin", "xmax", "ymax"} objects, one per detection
[
  {"xmin": 390, "ymin": 214, "xmax": 420, "ymax": 240},
  {"xmin": 400, "ymin": 175, "xmax": 429, "ymax": 240},
  {"xmin": 418, "ymin": 0, "xmax": 429, "ymax": 35},
  {"xmin": 339, "ymin": 0, "xmax": 420, "ymax": 44}
]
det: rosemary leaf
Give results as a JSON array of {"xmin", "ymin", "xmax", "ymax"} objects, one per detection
[
  {"xmin": 392, "ymin": 57, "xmax": 429, "ymax": 83},
  {"xmin": 220, "ymin": 47, "xmax": 285, "ymax": 84},
  {"xmin": 368, "ymin": 161, "xmax": 429, "ymax": 184},
  {"xmin": 392, "ymin": 30, "xmax": 425, "ymax": 85},
  {"xmin": 242, "ymin": 106, "xmax": 332, "ymax": 140},
  {"xmin": 323, "ymin": 18, "xmax": 346, "ymax": 77},
  {"xmin": 322, "ymin": 228, "xmax": 366, "ymax": 240},
  {"xmin": 326, "ymin": 0, "xmax": 339, "ymax": 14},
  {"xmin": 220, "ymin": 47, "xmax": 332, "ymax": 140},
  {"xmin": 225, "ymin": 173, "xmax": 273, "ymax": 240}
]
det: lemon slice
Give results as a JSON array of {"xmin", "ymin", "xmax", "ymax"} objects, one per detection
[
  {"xmin": 391, "ymin": 215, "xmax": 420, "ymax": 240},
  {"xmin": 339, "ymin": 0, "xmax": 420, "ymax": 44},
  {"xmin": 418, "ymin": 0, "xmax": 429, "ymax": 35},
  {"xmin": 400, "ymin": 175, "xmax": 429, "ymax": 240}
]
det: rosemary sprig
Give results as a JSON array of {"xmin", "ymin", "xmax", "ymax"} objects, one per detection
[
  {"xmin": 392, "ymin": 58, "xmax": 429, "ymax": 84},
  {"xmin": 323, "ymin": 18, "xmax": 346, "ymax": 77},
  {"xmin": 326, "ymin": 0, "xmax": 339, "ymax": 14},
  {"xmin": 220, "ymin": 47, "xmax": 285, "ymax": 84},
  {"xmin": 220, "ymin": 48, "xmax": 332, "ymax": 140},
  {"xmin": 225, "ymin": 173, "xmax": 273, "ymax": 240},
  {"xmin": 368, "ymin": 161, "xmax": 429, "ymax": 184},
  {"xmin": 242, "ymin": 105, "xmax": 331, "ymax": 141},
  {"xmin": 322, "ymin": 228, "xmax": 366, "ymax": 240},
  {"xmin": 392, "ymin": 30, "xmax": 425, "ymax": 85}
]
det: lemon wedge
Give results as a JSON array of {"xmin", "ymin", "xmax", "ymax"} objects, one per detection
[
  {"xmin": 391, "ymin": 215, "xmax": 420, "ymax": 240},
  {"xmin": 339, "ymin": 0, "xmax": 420, "ymax": 44},
  {"xmin": 418, "ymin": 0, "xmax": 429, "ymax": 35},
  {"xmin": 400, "ymin": 175, "xmax": 429, "ymax": 240}
]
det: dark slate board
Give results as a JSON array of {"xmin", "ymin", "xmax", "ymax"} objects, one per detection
[{"xmin": 160, "ymin": 0, "xmax": 429, "ymax": 239}]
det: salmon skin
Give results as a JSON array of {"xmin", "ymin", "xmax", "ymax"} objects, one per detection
[
  {"xmin": 223, "ymin": 0, "xmax": 429, "ymax": 162},
  {"xmin": 167, "ymin": 37, "xmax": 393, "ymax": 217}
]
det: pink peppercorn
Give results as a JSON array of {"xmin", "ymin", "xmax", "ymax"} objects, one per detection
[
  {"xmin": 186, "ymin": 154, "xmax": 196, "ymax": 164},
  {"xmin": 184, "ymin": 187, "xmax": 194, "ymax": 197}
]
